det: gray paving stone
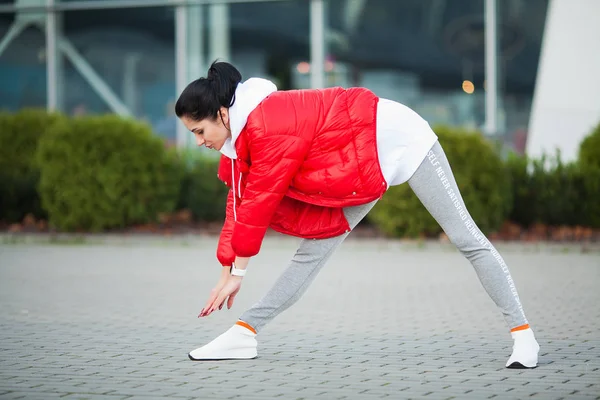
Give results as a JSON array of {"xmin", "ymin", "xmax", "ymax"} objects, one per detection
[{"xmin": 0, "ymin": 238, "xmax": 599, "ymax": 399}]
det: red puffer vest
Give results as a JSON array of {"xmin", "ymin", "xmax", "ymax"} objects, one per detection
[{"xmin": 216, "ymin": 86, "xmax": 387, "ymax": 266}]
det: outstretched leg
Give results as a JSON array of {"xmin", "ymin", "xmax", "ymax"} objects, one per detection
[
  {"xmin": 240, "ymin": 199, "xmax": 377, "ymax": 331},
  {"xmin": 188, "ymin": 200, "xmax": 377, "ymax": 360},
  {"xmin": 408, "ymin": 141, "xmax": 539, "ymax": 368}
]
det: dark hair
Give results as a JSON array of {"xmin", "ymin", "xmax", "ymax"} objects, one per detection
[{"xmin": 175, "ymin": 60, "xmax": 242, "ymax": 121}]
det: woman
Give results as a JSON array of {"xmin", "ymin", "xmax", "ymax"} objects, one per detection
[{"xmin": 175, "ymin": 61, "xmax": 540, "ymax": 368}]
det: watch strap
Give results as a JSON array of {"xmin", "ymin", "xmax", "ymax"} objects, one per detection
[{"xmin": 230, "ymin": 263, "xmax": 246, "ymax": 277}]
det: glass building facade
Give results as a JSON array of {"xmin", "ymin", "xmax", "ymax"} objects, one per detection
[{"xmin": 0, "ymin": 0, "xmax": 548, "ymax": 153}]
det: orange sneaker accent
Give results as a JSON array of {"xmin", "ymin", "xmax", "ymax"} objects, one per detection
[
  {"xmin": 510, "ymin": 324, "xmax": 530, "ymax": 333},
  {"xmin": 236, "ymin": 320, "xmax": 257, "ymax": 335}
]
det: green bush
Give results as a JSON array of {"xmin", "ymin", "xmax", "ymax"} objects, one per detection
[
  {"xmin": 521, "ymin": 153, "xmax": 585, "ymax": 227},
  {"xmin": 581, "ymin": 166, "xmax": 600, "ymax": 228},
  {"xmin": 368, "ymin": 126, "xmax": 512, "ymax": 238},
  {"xmin": 37, "ymin": 115, "xmax": 184, "ymax": 231},
  {"xmin": 506, "ymin": 120, "xmax": 600, "ymax": 229},
  {"xmin": 579, "ymin": 121, "xmax": 600, "ymax": 170},
  {"xmin": 0, "ymin": 108, "xmax": 65, "ymax": 223},
  {"xmin": 578, "ymin": 122, "xmax": 600, "ymax": 228},
  {"xmin": 505, "ymin": 152, "xmax": 533, "ymax": 227},
  {"xmin": 177, "ymin": 151, "xmax": 228, "ymax": 222}
]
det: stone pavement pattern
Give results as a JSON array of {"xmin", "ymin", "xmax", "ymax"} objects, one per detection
[{"xmin": 0, "ymin": 236, "xmax": 599, "ymax": 400}]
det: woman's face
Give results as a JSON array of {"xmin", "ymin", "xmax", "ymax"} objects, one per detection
[{"xmin": 180, "ymin": 107, "xmax": 231, "ymax": 151}]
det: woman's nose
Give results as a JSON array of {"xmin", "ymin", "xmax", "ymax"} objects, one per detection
[{"xmin": 196, "ymin": 136, "xmax": 205, "ymax": 147}]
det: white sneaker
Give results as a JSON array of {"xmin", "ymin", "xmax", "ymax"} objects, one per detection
[
  {"xmin": 506, "ymin": 328, "xmax": 540, "ymax": 368},
  {"xmin": 188, "ymin": 323, "xmax": 258, "ymax": 361}
]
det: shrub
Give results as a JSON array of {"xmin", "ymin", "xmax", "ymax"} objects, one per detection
[
  {"xmin": 0, "ymin": 108, "xmax": 65, "ymax": 223},
  {"xmin": 368, "ymin": 126, "xmax": 512, "ymax": 238},
  {"xmin": 578, "ymin": 122, "xmax": 600, "ymax": 228},
  {"xmin": 177, "ymin": 151, "xmax": 228, "ymax": 222},
  {"xmin": 506, "ymin": 118, "xmax": 600, "ymax": 229},
  {"xmin": 579, "ymin": 121, "xmax": 600, "ymax": 170},
  {"xmin": 507, "ymin": 152, "xmax": 596, "ymax": 229},
  {"xmin": 505, "ymin": 152, "xmax": 533, "ymax": 227},
  {"xmin": 581, "ymin": 166, "xmax": 600, "ymax": 228},
  {"xmin": 526, "ymin": 153, "xmax": 586, "ymax": 227},
  {"xmin": 37, "ymin": 115, "xmax": 184, "ymax": 231}
]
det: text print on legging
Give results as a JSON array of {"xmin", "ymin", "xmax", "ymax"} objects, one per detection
[{"xmin": 426, "ymin": 150, "xmax": 527, "ymax": 324}]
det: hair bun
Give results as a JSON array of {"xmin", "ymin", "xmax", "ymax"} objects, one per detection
[
  {"xmin": 175, "ymin": 60, "xmax": 242, "ymax": 121},
  {"xmin": 207, "ymin": 65, "xmax": 218, "ymax": 81}
]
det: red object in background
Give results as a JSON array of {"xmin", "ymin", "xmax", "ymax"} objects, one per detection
[{"xmin": 513, "ymin": 128, "xmax": 528, "ymax": 155}]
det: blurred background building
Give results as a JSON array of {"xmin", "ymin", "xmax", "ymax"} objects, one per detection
[{"xmin": 0, "ymin": 0, "xmax": 598, "ymax": 160}]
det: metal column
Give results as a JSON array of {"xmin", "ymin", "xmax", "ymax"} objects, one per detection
[
  {"xmin": 484, "ymin": 0, "xmax": 498, "ymax": 136},
  {"xmin": 310, "ymin": 0, "xmax": 325, "ymax": 89},
  {"xmin": 188, "ymin": 4, "xmax": 204, "ymax": 81},
  {"xmin": 209, "ymin": 2, "xmax": 230, "ymax": 63},
  {"xmin": 175, "ymin": 3, "xmax": 188, "ymax": 148},
  {"xmin": 46, "ymin": 0, "xmax": 59, "ymax": 111}
]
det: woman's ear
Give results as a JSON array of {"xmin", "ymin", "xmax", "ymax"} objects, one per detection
[{"xmin": 219, "ymin": 107, "xmax": 230, "ymax": 128}]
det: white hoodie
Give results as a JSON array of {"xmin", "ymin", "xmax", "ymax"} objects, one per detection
[{"xmin": 219, "ymin": 77, "xmax": 277, "ymax": 160}]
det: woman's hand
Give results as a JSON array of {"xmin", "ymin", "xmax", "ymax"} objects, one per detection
[{"xmin": 199, "ymin": 267, "xmax": 243, "ymax": 317}]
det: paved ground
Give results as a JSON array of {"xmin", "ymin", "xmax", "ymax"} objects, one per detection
[{"xmin": 0, "ymin": 235, "xmax": 599, "ymax": 400}]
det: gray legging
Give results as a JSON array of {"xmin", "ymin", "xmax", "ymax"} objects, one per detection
[{"xmin": 239, "ymin": 141, "xmax": 529, "ymax": 332}]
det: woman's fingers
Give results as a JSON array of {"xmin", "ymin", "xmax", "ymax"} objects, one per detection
[
  {"xmin": 205, "ymin": 295, "xmax": 222, "ymax": 315},
  {"xmin": 198, "ymin": 268, "xmax": 234, "ymax": 317},
  {"xmin": 218, "ymin": 298, "xmax": 226, "ymax": 310},
  {"xmin": 199, "ymin": 288, "xmax": 220, "ymax": 317},
  {"xmin": 199, "ymin": 277, "xmax": 242, "ymax": 317},
  {"xmin": 200, "ymin": 297, "xmax": 216, "ymax": 316},
  {"xmin": 210, "ymin": 291, "xmax": 229, "ymax": 314},
  {"xmin": 227, "ymin": 291, "xmax": 237, "ymax": 309},
  {"xmin": 227, "ymin": 286, "xmax": 240, "ymax": 309}
]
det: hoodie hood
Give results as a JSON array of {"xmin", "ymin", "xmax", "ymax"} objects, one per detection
[{"xmin": 220, "ymin": 77, "xmax": 277, "ymax": 159}]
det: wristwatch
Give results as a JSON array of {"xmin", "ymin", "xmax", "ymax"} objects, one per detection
[{"xmin": 230, "ymin": 262, "xmax": 247, "ymax": 277}]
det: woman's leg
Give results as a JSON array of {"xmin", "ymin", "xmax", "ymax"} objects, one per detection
[
  {"xmin": 407, "ymin": 141, "xmax": 540, "ymax": 368},
  {"xmin": 408, "ymin": 141, "xmax": 529, "ymax": 330},
  {"xmin": 189, "ymin": 201, "xmax": 377, "ymax": 360},
  {"xmin": 239, "ymin": 200, "xmax": 378, "ymax": 332}
]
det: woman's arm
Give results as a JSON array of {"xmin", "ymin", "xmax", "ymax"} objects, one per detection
[
  {"xmin": 233, "ymin": 256, "xmax": 250, "ymax": 270},
  {"xmin": 230, "ymin": 135, "xmax": 310, "ymax": 258},
  {"xmin": 216, "ymin": 189, "xmax": 236, "ymax": 267},
  {"xmin": 200, "ymin": 193, "xmax": 251, "ymax": 317}
]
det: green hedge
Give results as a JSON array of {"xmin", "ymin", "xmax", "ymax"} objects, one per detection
[
  {"xmin": 506, "ymin": 152, "xmax": 588, "ymax": 227},
  {"xmin": 581, "ymin": 166, "xmax": 600, "ymax": 228},
  {"xmin": 37, "ymin": 115, "xmax": 184, "ymax": 231},
  {"xmin": 177, "ymin": 151, "xmax": 228, "ymax": 222},
  {"xmin": 577, "ymin": 121, "xmax": 600, "ymax": 227},
  {"xmin": 506, "ymin": 121, "xmax": 600, "ymax": 229},
  {"xmin": 0, "ymin": 108, "xmax": 65, "ymax": 223},
  {"xmin": 579, "ymin": 121, "xmax": 600, "ymax": 170},
  {"xmin": 367, "ymin": 126, "xmax": 512, "ymax": 238},
  {"xmin": 1, "ymin": 109, "xmax": 598, "ymax": 235}
]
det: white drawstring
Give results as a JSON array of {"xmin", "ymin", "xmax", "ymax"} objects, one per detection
[
  {"xmin": 238, "ymin": 169, "xmax": 242, "ymax": 201},
  {"xmin": 232, "ymin": 160, "xmax": 237, "ymax": 221}
]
